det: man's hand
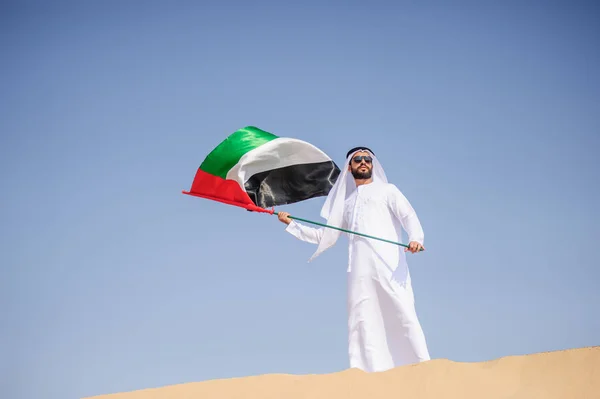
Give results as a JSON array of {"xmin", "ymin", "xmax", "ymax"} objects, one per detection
[
  {"xmin": 405, "ymin": 241, "xmax": 425, "ymax": 253},
  {"xmin": 277, "ymin": 211, "xmax": 292, "ymax": 225}
]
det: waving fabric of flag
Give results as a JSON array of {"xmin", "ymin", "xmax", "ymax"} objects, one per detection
[{"xmin": 183, "ymin": 126, "xmax": 341, "ymax": 213}]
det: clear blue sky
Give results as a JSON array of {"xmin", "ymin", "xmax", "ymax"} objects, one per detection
[{"xmin": 2, "ymin": 1, "xmax": 598, "ymax": 398}]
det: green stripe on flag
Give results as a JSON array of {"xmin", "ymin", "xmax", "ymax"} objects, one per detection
[{"xmin": 200, "ymin": 126, "xmax": 278, "ymax": 179}]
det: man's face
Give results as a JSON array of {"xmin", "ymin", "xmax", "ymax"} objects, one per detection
[{"xmin": 348, "ymin": 151, "xmax": 373, "ymax": 179}]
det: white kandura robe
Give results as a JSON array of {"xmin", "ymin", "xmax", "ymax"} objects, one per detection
[{"xmin": 286, "ymin": 180, "xmax": 430, "ymax": 372}]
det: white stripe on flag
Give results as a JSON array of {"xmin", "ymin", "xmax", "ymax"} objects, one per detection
[{"xmin": 226, "ymin": 137, "xmax": 333, "ymax": 190}]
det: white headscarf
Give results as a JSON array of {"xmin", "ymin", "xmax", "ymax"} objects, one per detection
[{"xmin": 308, "ymin": 148, "xmax": 388, "ymax": 261}]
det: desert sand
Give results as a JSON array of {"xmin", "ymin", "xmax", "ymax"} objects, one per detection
[{"xmin": 86, "ymin": 346, "xmax": 599, "ymax": 399}]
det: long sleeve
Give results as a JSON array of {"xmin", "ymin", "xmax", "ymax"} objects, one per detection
[
  {"xmin": 285, "ymin": 220, "xmax": 324, "ymax": 244},
  {"xmin": 386, "ymin": 184, "xmax": 424, "ymax": 245}
]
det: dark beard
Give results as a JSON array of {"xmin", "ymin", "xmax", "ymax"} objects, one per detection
[{"xmin": 351, "ymin": 168, "xmax": 372, "ymax": 179}]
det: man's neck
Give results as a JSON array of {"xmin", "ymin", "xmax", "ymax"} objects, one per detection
[{"xmin": 354, "ymin": 178, "xmax": 373, "ymax": 187}]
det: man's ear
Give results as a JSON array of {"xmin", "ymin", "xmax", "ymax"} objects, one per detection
[{"xmin": 347, "ymin": 164, "xmax": 352, "ymax": 171}]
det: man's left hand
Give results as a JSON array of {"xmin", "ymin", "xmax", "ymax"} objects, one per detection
[{"xmin": 405, "ymin": 241, "xmax": 425, "ymax": 253}]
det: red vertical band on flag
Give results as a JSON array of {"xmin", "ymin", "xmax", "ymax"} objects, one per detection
[{"xmin": 182, "ymin": 169, "xmax": 273, "ymax": 214}]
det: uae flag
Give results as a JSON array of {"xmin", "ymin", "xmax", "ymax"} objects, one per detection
[{"xmin": 183, "ymin": 126, "xmax": 340, "ymax": 213}]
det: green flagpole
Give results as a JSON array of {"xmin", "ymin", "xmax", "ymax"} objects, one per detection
[{"xmin": 272, "ymin": 211, "xmax": 423, "ymax": 251}]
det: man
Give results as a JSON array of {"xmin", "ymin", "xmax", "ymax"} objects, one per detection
[{"xmin": 277, "ymin": 147, "xmax": 430, "ymax": 372}]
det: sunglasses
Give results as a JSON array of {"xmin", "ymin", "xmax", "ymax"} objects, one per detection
[{"xmin": 352, "ymin": 155, "xmax": 372, "ymax": 164}]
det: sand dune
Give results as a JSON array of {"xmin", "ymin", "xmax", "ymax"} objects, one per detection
[{"xmin": 86, "ymin": 346, "xmax": 599, "ymax": 399}]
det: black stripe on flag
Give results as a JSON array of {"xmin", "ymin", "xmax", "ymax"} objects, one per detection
[{"xmin": 244, "ymin": 161, "xmax": 340, "ymax": 208}]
